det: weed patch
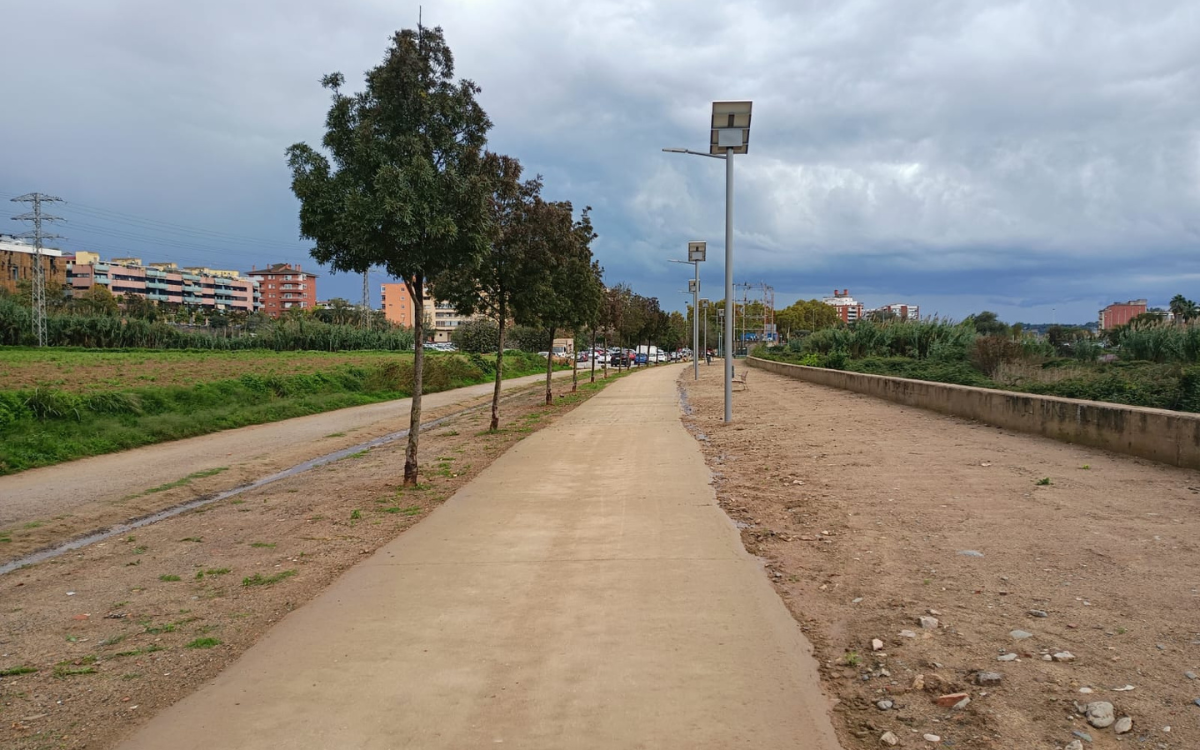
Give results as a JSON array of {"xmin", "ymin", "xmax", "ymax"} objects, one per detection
[{"xmin": 242, "ymin": 570, "xmax": 297, "ymax": 587}]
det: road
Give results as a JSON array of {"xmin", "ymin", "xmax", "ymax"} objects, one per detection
[
  {"xmin": 0, "ymin": 370, "xmax": 572, "ymax": 527},
  {"xmin": 117, "ymin": 363, "xmax": 841, "ymax": 749}
]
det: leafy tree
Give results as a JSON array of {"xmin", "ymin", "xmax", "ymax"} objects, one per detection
[
  {"xmin": 287, "ymin": 24, "xmax": 491, "ymax": 484},
  {"xmin": 450, "ymin": 318, "xmax": 499, "ymax": 353},
  {"xmin": 660, "ymin": 310, "xmax": 688, "ymax": 352},
  {"xmin": 774, "ymin": 299, "xmax": 840, "ymax": 340},
  {"xmin": 120, "ymin": 294, "xmax": 158, "ymax": 321},
  {"xmin": 77, "ymin": 285, "xmax": 119, "ymax": 316},
  {"xmin": 433, "ymin": 152, "xmax": 544, "ymax": 429},
  {"xmin": 514, "ymin": 201, "xmax": 602, "ymax": 402},
  {"xmin": 968, "ymin": 311, "xmax": 1010, "ymax": 337}
]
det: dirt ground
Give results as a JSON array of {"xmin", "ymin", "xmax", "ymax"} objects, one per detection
[
  {"xmin": 0, "ymin": 374, "xmax": 624, "ymax": 750},
  {"xmin": 681, "ymin": 363, "xmax": 1200, "ymax": 750}
]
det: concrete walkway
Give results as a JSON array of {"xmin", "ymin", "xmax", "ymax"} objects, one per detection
[{"xmin": 118, "ymin": 364, "xmax": 841, "ymax": 750}]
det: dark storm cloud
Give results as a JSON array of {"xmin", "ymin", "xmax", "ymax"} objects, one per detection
[{"xmin": 2, "ymin": 1, "xmax": 1197, "ymax": 322}]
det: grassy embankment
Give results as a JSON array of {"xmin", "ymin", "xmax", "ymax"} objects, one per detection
[
  {"xmin": 756, "ymin": 320, "xmax": 1200, "ymax": 413},
  {"xmin": 0, "ymin": 348, "xmax": 559, "ymax": 474}
]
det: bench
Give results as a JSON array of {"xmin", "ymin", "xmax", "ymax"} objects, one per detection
[{"xmin": 733, "ymin": 368, "xmax": 749, "ymax": 390}]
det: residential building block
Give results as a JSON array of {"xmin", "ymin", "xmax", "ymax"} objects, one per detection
[{"xmin": 248, "ymin": 263, "xmax": 317, "ymax": 317}]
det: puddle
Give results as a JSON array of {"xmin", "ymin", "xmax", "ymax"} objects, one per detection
[{"xmin": 0, "ymin": 409, "xmax": 475, "ymax": 576}]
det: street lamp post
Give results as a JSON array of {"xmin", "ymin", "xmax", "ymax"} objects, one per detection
[
  {"xmin": 664, "ymin": 100, "xmax": 752, "ymax": 423},
  {"xmin": 669, "ymin": 241, "xmax": 706, "ymax": 381}
]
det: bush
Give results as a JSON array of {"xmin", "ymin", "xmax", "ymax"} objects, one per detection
[
  {"xmin": 507, "ymin": 325, "xmax": 551, "ymax": 353},
  {"xmin": 969, "ymin": 335, "xmax": 1024, "ymax": 377},
  {"xmin": 0, "ymin": 297, "xmax": 415, "ymax": 351},
  {"xmin": 451, "ymin": 319, "xmax": 500, "ymax": 353}
]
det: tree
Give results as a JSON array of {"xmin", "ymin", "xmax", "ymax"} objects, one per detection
[
  {"xmin": 660, "ymin": 310, "xmax": 688, "ymax": 352},
  {"xmin": 287, "ymin": 24, "xmax": 492, "ymax": 484},
  {"xmin": 514, "ymin": 201, "xmax": 602, "ymax": 403},
  {"xmin": 968, "ymin": 311, "xmax": 1010, "ymax": 337},
  {"xmin": 450, "ymin": 318, "xmax": 499, "ymax": 353},
  {"xmin": 775, "ymin": 299, "xmax": 839, "ymax": 340},
  {"xmin": 1169, "ymin": 294, "xmax": 1197, "ymax": 323},
  {"xmin": 76, "ymin": 285, "xmax": 119, "ymax": 316},
  {"xmin": 433, "ymin": 152, "xmax": 544, "ymax": 430}
]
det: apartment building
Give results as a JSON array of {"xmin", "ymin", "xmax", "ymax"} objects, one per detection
[
  {"xmin": 1099, "ymin": 299, "xmax": 1147, "ymax": 330},
  {"xmin": 247, "ymin": 263, "xmax": 318, "ymax": 317},
  {"xmin": 66, "ymin": 253, "xmax": 259, "ymax": 313},
  {"xmin": 875, "ymin": 302, "xmax": 920, "ymax": 321},
  {"xmin": 424, "ymin": 297, "xmax": 481, "ymax": 343},
  {"xmin": 823, "ymin": 289, "xmax": 864, "ymax": 323},
  {"xmin": 380, "ymin": 282, "xmax": 416, "ymax": 327},
  {"xmin": 0, "ymin": 236, "xmax": 68, "ymax": 296}
]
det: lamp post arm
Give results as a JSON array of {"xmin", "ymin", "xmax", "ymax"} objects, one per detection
[{"xmin": 662, "ymin": 148, "xmax": 726, "ymax": 160}]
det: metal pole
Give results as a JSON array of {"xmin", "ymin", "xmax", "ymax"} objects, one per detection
[
  {"xmin": 703, "ymin": 306, "xmax": 708, "ymax": 363},
  {"xmin": 724, "ymin": 147, "xmax": 734, "ymax": 423},
  {"xmin": 693, "ymin": 260, "xmax": 699, "ymax": 380}
]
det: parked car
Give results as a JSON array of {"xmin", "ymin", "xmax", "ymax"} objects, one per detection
[{"xmin": 635, "ymin": 352, "xmax": 649, "ymax": 365}]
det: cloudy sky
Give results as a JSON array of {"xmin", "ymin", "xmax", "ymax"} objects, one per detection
[{"xmin": 3, "ymin": 0, "xmax": 1198, "ymax": 323}]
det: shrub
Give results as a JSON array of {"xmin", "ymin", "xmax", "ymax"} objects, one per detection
[
  {"xmin": 451, "ymin": 319, "xmax": 500, "ymax": 353},
  {"xmin": 969, "ymin": 335, "xmax": 1024, "ymax": 377}
]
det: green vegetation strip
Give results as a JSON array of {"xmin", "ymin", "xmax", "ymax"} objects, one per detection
[
  {"xmin": 758, "ymin": 319, "xmax": 1200, "ymax": 413},
  {"xmin": 0, "ymin": 350, "xmax": 554, "ymax": 475}
]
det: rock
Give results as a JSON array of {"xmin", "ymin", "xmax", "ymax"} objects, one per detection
[
  {"xmin": 912, "ymin": 674, "xmax": 925, "ymax": 690},
  {"xmin": 1028, "ymin": 609, "xmax": 1048, "ymax": 617},
  {"xmin": 958, "ymin": 550, "xmax": 984, "ymax": 557},
  {"xmin": 919, "ymin": 616, "xmax": 940, "ymax": 630},
  {"xmin": 1079, "ymin": 687, "xmax": 1093, "ymax": 694},
  {"xmin": 1185, "ymin": 671, "xmax": 1196, "ymax": 680},
  {"xmin": 976, "ymin": 671, "xmax": 1003, "ymax": 686},
  {"xmin": 1072, "ymin": 730, "xmax": 1092, "ymax": 742},
  {"xmin": 876, "ymin": 699, "xmax": 894, "ymax": 711},
  {"xmin": 952, "ymin": 696, "xmax": 971, "ymax": 710},
  {"xmin": 852, "ymin": 597, "xmax": 864, "ymax": 604},
  {"xmin": 1065, "ymin": 741, "xmax": 1084, "ymax": 750},
  {"xmin": 872, "ymin": 638, "xmax": 884, "ymax": 651},
  {"xmin": 997, "ymin": 653, "xmax": 1018, "ymax": 662},
  {"xmin": 1114, "ymin": 716, "xmax": 1132, "ymax": 734},
  {"xmin": 880, "ymin": 730, "xmax": 899, "ymax": 746},
  {"xmin": 1010, "ymin": 630, "xmax": 1033, "ymax": 640},
  {"xmin": 1194, "ymin": 698, "xmax": 1200, "ymax": 707},
  {"xmin": 936, "ymin": 692, "xmax": 969, "ymax": 707},
  {"xmin": 1111, "ymin": 684, "xmax": 1135, "ymax": 691},
  {"xmin": 1085, "ymin": 701, "xmax": 1115, "ymax": 728},
  {"xmin": 1042, "ymin": 654, "xmax": 1053, "ymax": 661},
  {"xmin": 899, "ymin": 630, "xmax": 917, "ymax": 638},
  {"xmin": 927, "ymin": 608, "xmax": 942, "ymax": 616},
  {"xmin": 923, "ymin": 734, "xmax": 940, "ymax": 743},
  {"xmin": 1053, "ymin": 651, "xmax": 1076, "ymax": 662}
]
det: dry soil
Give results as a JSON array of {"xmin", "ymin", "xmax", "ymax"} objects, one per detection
[{"xmin": 681, "ymin": 362, "xmax": 1200, "ymax": 750}]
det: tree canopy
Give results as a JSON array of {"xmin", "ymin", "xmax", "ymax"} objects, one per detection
[{"xmin": 286, "ymin": 24, "xmax": 492, "ymax": 484}]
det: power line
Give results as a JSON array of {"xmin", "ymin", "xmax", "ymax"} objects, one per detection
[
  {"xmin": 62, "ymin": 200, "xmax": 305, "ymax": 250},
  {"xmin": 10, "ymin": 193, "xmax": 65, "ymax": 347}
]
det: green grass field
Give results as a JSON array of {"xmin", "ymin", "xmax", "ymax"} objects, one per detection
[{"xmin": 0, "ymin": 348, "xmax": 557, "ymax": 475}]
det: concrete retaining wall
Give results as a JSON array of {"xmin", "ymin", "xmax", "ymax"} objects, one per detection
[{"xmin": 747, "ymin": 357, "xmax": 1200, "ymax": 470}]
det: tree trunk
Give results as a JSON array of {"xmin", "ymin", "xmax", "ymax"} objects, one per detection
[
  {"xmin": 404, "ymin": 274, "xmax": 425, "ymax": 486},
  {"xmin": 545, "ymin": 326, "xmax": 556, "ymax": 405},
  {"xmin": 590, "ymin": 328, "xmax": 596, "ymax": 383},
  {"xmin": 491, "ymin": 304, "xmax": 505, "ymax": 432},
  {"xmin": 572, "ymin": 332, "xmax": 578, "ymax": 392},
  {"xmin": 603, "ymin": 334, "xmax": 608, "ymax": 379}
]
